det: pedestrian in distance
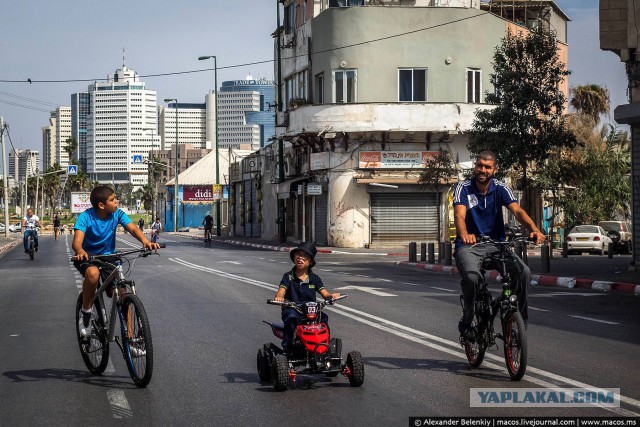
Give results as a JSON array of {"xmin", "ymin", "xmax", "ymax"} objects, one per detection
[
  {"xmin": 453, "ymin": 150, "xmax": 545, "ymax": 339},
  {"xmin": 72, "ymin": 185, "xmax": 159, "ymax": 338},
  {"xmin": 53, "ymin": 215, "xmax": 61, "ymax": 241},
  {"xmin": 138, "ymin": 217, "xmax": 145, "ymax": 230},
  {"xmin": 273, "ymin": 242, "xmax": 341, "ymax": 358}
]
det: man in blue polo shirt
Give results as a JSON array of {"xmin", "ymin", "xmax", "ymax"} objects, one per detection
[{"xmin": 453, "ymin": 151, "xmax": 545, "ymax": 339}]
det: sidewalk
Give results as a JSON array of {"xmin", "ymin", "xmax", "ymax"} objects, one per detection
[{"xmin": 169, "ymin": 229, "xmax": 640, "ymax": 294}]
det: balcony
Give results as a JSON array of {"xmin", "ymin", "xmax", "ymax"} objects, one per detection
[{"xmin": 276, "ymin": 102, "xmax": 495, "ymax": 137}]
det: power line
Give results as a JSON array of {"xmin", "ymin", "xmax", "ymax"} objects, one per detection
[
  {"xmin": 0, "ymin": 99, "xmax": 51, "ymax": 113},
  {"xmin": 0, "ymin": 11, "xmax": 488, "ymax": 84},
  {"xmin": 0, "ymin": 91, "xmax": 59, "ymax": 107}
]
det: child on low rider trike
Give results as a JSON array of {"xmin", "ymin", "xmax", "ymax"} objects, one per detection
[{"xmin": 273, "ymin": 242, "xmax": 340, "ymax": 358}]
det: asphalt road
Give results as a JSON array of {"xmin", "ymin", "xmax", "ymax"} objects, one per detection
[{"xmin": 0, "ymin": 233, "xmax": 638, "ymax": 425}]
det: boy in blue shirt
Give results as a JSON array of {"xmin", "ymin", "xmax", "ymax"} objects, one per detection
[
  {"xmin": 72, "ymin": 185, "xmax": 159, "ymax": 337},
  {"xmin": 273, "ymin": 242, "xmax": 340, "ymax": 357}
]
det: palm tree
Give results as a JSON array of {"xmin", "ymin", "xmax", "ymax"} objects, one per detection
[
  {"xmin": 63, "ymin": 137, "xmax": 78, "ymax": 163},
  {"xmin": 570, "ymin": 84, "xmax": 610, "ymax": 126}
]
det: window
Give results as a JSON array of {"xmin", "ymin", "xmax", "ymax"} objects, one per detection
[
  {"xmin": 333, "ymin": 70, "xmax": 357, "ymax": 103},
  {"xmin": 316, "ymin": 73, "xmax": 325, "ymax": 104},
  {"xmin": 398, "ymin": 68, "xmax": 427, "ymax": 102},
  {"xmin": 330, "ymin": 0, "xmax": 364, "ymax": 6},
  {"xmin": 284, "ymin": 2, "xmax": 297, "ymax": 34},
  {"xmin": 466, "ymin": 68, "xmax": 482, "ymax": 103}
]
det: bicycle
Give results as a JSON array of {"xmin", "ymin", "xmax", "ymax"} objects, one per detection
[
  {"xmin": 460, "ymin": 233, "xmax": 534, "ymax": 380},
  {"xmin": 25, "ymin": 229, "xmax": 37, "ymax": 260},
  {"xmin": 204, "ymin": 228, "xmax": 212, "ymax": 247},
  {"xmin": 74, "ymin": 244, "xmax": 164, "ymax": 387}
]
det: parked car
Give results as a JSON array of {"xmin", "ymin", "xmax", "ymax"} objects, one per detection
[
  {"xmin": 566, "ymin": 225, "xmax": 613, "ymax": 255},
  {"xmin": 8, "ymin": 222, "xmax": 22, "ymax": 233},
  {"xmin": 0, "ymin": 223, "xmax": 5, "ymax": 232},
  {"xmin": 598, "ymin": 221, "xmax": 632, "ymax": 254}
]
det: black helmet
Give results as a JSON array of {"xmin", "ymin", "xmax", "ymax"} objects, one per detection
[{"xmin": 289, "ymin": 242, "xmax": 317, "ymax": 268}]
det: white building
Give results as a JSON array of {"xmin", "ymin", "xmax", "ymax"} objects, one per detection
[
  {"xmin": 9, "ymin": 149, "xmax": 39, "ymax": 182},
  {"xmin": 159, "ymin": 96, "xmax": 213, "ymax": 152},
  {"xmin": 55, "ymin": 106, "xmax": 72, "ymax": 167},
  {"xmin": 86, "ymin": 65, "xmax": 160, "ymax": 187},
  {"xmin": 42, "ymin": 113, "xmax": 56, "ymax": 169}
]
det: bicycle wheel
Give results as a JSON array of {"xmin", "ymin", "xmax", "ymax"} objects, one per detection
[
  {"xmin": 463, "ymin": 314, "xmax": 486, "ymax": 367},
  {"xmin": 76, "ymin": 293, "xmax": 109, "ymax": 374},
  {"xmin": 29, "ymin": 238, "xmax": 34, "ymax": 260},
  {"xmin": 120, "ymin": 294, "xmax": 153, "ymax": 387},
  {"xmin": 503, "ymin": 310, "xmax": 528, "ymax": 380}
]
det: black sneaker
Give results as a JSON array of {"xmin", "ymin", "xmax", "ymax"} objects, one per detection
[
  {"xmin": 458, "ymin": 320, "xmax": 472, "ymax": 340},
  {"xmin": 35, "ymin": 247, "xmax": 38, "ymax": 252}
]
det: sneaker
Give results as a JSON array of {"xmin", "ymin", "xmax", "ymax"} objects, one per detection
[
  {"xmin": 78, "ymin": 310, "xmax": 92, "ymax": 337},
  {"xmin": 35, "ymin": 247, "xmax": 38, "ymax": 252},
  {"xmin": 458, "ymin": 320, "xmax": 472, "ymax": 340},
  {"xmin": 24, "ymin": 250, "xmax": 29, "ymax": 254},
  {"xmin": 129, "ymin": 344, "xmax": 146, "ymax": 358}
]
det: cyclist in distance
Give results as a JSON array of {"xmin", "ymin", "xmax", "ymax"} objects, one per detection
[
  {"xmin": 453, "ymin": 151, "xmax": 545, "ymax": 339},
  {"xmin": 22, "ymin": 208, "xmax": 41, "ymax": 253},
  {"xmin": 150, "ymin": 217, "xmax": 162, "ymax": 243},
  {"xmin": 202, "ymin": 211, "xmax": 214, "ymax": 241},
  {"xmin": 72, "ymin": 185, "xmax": 159, "ymax": 337}
]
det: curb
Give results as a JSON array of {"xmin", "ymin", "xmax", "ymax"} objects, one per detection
[
  {"xmin": 396, "ymin": 261, "xmax": 640, "ymax": 295},
  {"xmin": 0, "ymin": 239, "xmax": 22, "ymax": 257}
]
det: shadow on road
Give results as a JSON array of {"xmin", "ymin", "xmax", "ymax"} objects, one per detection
[{"xmin": 2, "ymin": 367, "xmax": 136, "ymax": 388}]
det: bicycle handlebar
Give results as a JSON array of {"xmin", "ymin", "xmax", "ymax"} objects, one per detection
[
  {"xmin": 71, "ymin": 243, "xmax": 166, "ymax": 262},
  {"xmin": 267, "ymin": 294, "xmax": 348, "ymax": 308}
]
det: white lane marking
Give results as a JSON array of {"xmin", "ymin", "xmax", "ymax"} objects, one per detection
[
  {"xmin": 430, "ymin": 286, "xmax": 456, "ymax": 293},
  {"xmin": 569, "ymin": 315, "xmax": 619, "ymax": 325},
  {"xmin": 356, "ymin": 274, "xmax": 370, "ymax": 278},
  {"xmin": 379, "ymin": 278, "xmax": 392, "ymax": 282},
  {"xmin": 106, "ymin": 390, "xmax": 133, "ymax": 419},
  {"xmin": 402, "ymin": 282, "xmax": 420, "ymax": 287},
  {"xmin": 335, "ymin": 285, "xmax": 397, "ymax": 297},
  {"xmin": 318, "ymin": 269, "xmax": 333, "ymax": 272},
  {"xmin": 169, "ymin": 257, "xmax": 639, "ymax": 416},
  {"xmin": 529, "ymin": 306, "xmax": 550, "ymax": 312},
  {"xmin": 219, "ymin": 261, "xmax": 243, "ymax": 265}
]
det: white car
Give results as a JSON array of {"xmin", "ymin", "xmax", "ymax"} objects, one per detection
[
  {"xmin": 566, "ymin": 225, "xmax": 613, "ymax": 255},
  {"xmin": 9, "ymin": 222, "xmax": 22, "ymax": 233}
]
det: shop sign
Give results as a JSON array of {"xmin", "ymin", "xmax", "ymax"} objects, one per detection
[{"xmin": 359, "ymin": 151, "xmax": 439, "ymax": 169}]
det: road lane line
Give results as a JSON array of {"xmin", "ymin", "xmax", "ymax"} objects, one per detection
[
  {"xmin": 568, "ymin": 315, "xmax": 619, "ymax": 325},
  {"xmin": 430, "ymin": 286, "xmax": 456, "ymax": 292},
  {"xmin": 169, "ymin": 257, "xmax": 640, "ymax": 416},
  {"xmin": 106, "ymin": 390, "xmax": 133, "ymax": 419}
]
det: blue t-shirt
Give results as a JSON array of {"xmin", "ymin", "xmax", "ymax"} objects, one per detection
[
  {"xmin": 74, "ymin": 207, "xmax": 132, "ymax": 255},
  {"xmin": 279, "ymin": 268, "xmax": 325, "ymax": 304},
  {"xmin": 452, "ymin": 177, "xmax": 517, "ymax": 248}
]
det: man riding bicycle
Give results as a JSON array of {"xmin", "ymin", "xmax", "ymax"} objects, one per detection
[
  {"xmin": 453, "ymin": 151, "xmax": 545, "ymax": 339},
  {"xmin": 22, "ymin": 208, "xmax": 41, "ymax": 253},
  {"xmin": 202, "ymin": 212, "xmax": 213, "ymax": 240}
]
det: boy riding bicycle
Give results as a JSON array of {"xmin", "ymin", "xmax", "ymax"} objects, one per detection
[{"xmin": 72, "ymin": 185, "xmax": 159, "ymax": 337}]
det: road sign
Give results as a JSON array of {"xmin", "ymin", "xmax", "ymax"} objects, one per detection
[
  {"xmin": 213, "ymin": 185, "xmax": 222, "ymax": 200},
  {"xmin": 132, "ymin": 155, "xmax": 143, "ymax": 164},
  {"xmin": 67, "ymin": 165, "xmax": 77, "ymax": 175},
  {"xmin": 307, "ymin": 184, "xmax": 322, "ymax": 195}
]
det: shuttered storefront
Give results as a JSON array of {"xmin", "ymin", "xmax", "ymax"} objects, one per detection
[
  {"xmin": 370, "ymin": 192, "xmax": 438, "ymax": 245},
  {"xmin": 314, "ymin": 192, "xmax": 328, "ymax": 245},
  {"xmin": 251, "ymin": 181, "xmax": 261, "ymax": 237},
  {"xmin": 234, "ymin": 183, "xmax": 244, "ymax": 236}
]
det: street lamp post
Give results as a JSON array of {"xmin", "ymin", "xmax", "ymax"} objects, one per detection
[
  {"xmin": 143, "ymin": 127, "xmax": 156, "ymax": 221},
  {"xmin": 164, "ymin": 99, "xmax": 179, "ymax": 232},
  {"xmin": 198, "ymin": 55, "xmax": 221, "ymax": 236}
]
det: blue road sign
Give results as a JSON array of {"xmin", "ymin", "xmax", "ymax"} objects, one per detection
[
  {"xmin": 67, "ymin": 165, "xmax": 77, "ymax": 175},
  {"xmin": 132, "ymin": 155, "xmax": 143, "ymax": 164}
]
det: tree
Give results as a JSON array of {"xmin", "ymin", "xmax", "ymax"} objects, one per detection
[
  {"xmin": 570, "ymin": 84, "xmax": 610, "ymax": 126},
  {"xmin": 63, "ymin": 137, "xmax": 78, "ymax": 163},
  {"xmin": 418, "ymin": 150, "xmax": 457, "ymax": 245},
  {"xmin": 469, "ymin": 27, "xmax": 577, "ymax": 226}
]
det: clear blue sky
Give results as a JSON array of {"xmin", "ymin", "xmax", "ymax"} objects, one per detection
[{"xmin": 0, "ymin": 0, "xmax": 626, "ymax": 172}]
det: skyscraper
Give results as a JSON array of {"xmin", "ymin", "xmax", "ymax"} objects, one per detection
[
  {"xmin": 71, "ymin": 92, "xmax": 90, "ymax": 172},
  {"xmin": 86, "ymin": 65, "xmax": 158, "ymax": 186}
]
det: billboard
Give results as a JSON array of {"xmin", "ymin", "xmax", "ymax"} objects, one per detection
[
  {"xmin": 358, "ymin": 151, "xmax": 440, "ymax": 169},
  {"xmin": 71, "ymin": 192, "xmax": 92, "ymax": 214}
]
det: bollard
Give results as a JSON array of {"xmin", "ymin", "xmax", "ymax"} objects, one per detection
[
  {"xmin": 608, "ymin": 243, "xmax": 614, "ymax": 259},
  {"xmin": 420, "ymin": 243, "xmax": 427, "ymax": 262},
  {"xmin": 444, "ymin": 242, "xmax": 453, "ymax": 266},
  {"xmin": 541, "ymin": 243, "xmax": 550, "ymax": 273},
  {"xmin": 438, "ymin": 242, "xmax": 444, "ymax": 264},
  {"xmin": 409, "ymin": 242, "xmax": 417, "ymax": 263},
  {"xmin": 428, "ymin": 243, "xmax": 435, "ymax": 264},
  {"xmin": 562, "ymin": 241, "xmax": 568, "ymax": 258}
]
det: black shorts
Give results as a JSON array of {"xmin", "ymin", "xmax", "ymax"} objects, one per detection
[
  {"xmin": 73, "ymin": 259, "xmax": 117, "ymax": 284},
  {"xmin": 204, "ymin": 226, "xmax": 213, "ymax": 231}
]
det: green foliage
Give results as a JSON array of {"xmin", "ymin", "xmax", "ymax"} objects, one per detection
[
  {"xmin": 570, "ymin": 84, "xmax": 610, "ymax": 125},
  {"xmin": 418, "ymin": 150, "xmax": 457, "ymax": 243},
  {"xmin": 469, "ymin": 27, "xmax": 577, "ymax": 219}
]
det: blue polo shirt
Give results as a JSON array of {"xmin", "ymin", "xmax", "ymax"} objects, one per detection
[
  {"xmin": 279, "ymin": 268, "xmax": 325, "ymax": 304},
  {"xmin": 74, "ymin": 207, "xmax": 132, "ymax": 255},
  {"xmin": 452, "ymin": 177, "xmax": 517, "ymax": 248}
]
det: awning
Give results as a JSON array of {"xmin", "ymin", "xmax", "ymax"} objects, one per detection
[{"xmin": 277, "ymin": 177, "xmax": 309, "ymax": 198}]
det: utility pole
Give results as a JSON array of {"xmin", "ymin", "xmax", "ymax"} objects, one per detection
[
  {"xmin": 1, "ymin": 117, "xmax": 9, "ymax": 237},
  {"xmin": 276, "ymin": 0, "xmax": 286, "ymax": 243}
]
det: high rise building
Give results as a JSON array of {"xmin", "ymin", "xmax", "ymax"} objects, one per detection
[
  {"xmin": 86, "ymin": 65, "xmax": 159, "ymax": 186},
  {"xmin": 71, "ymin": 92, "xmax": 90, "ymax": 172},
  {"xmin": 55, "ymin": 106, "xmax": 72, "ymax": 168},
  {"xmin": 219, "ymin": 76, "xmax": 275, "ymax": 149},
  {"xmin": 42, "ymin": 112, "xmax": 56, "ymax": 169},
  {"xmin": 9, "ymin": 149, "xmax": 39, "ymax": 182}
]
